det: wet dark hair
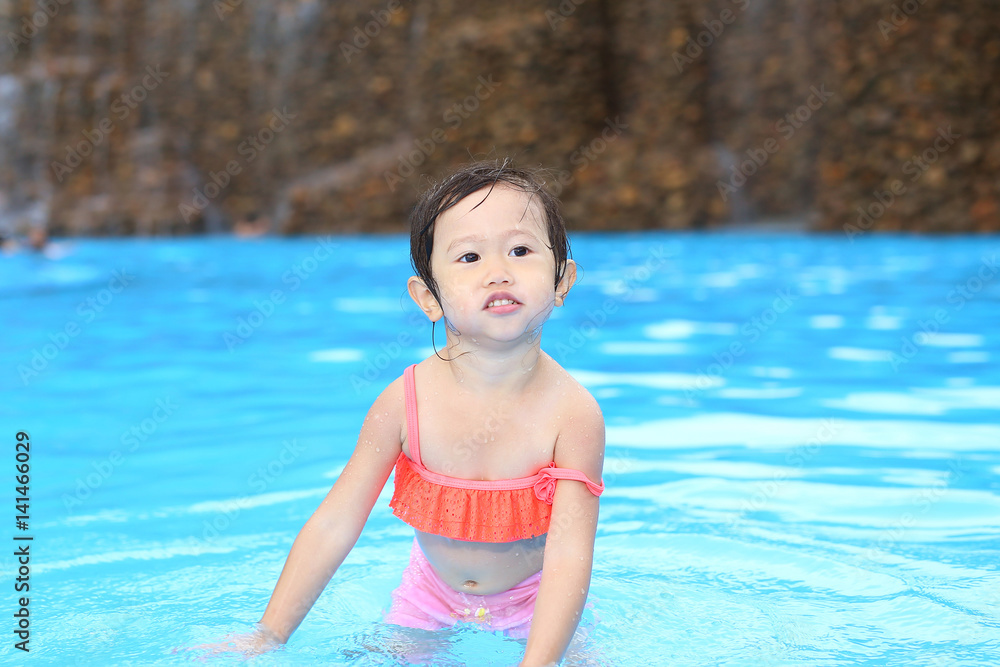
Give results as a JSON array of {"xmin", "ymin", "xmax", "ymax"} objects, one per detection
[{"xmin": 409, "ymin": 158, "xmax": 570, "ymax": 305}]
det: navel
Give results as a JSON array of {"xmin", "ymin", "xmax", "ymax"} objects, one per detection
[{"xmin": 462, "ymin": 579, "xmax": 478, "ymax": 589}]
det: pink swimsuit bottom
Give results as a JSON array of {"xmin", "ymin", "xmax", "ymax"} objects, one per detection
[{"xmin": 383, "ymin": 538, "xmax": 540, "ymax": 639}]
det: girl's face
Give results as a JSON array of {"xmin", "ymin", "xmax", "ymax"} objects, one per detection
[{"xmin": 417, "ymin": 185, "xmax": 574, "ymax": 346}]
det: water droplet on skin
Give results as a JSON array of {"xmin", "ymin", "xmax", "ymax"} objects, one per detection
[{"xmin": 375, "ymin": 447, "xmax": 381, "ymax": 452}]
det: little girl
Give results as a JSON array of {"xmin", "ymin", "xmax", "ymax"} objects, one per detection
[{"xmin": 214, "ymin": 160, "xmax": 605, "ymax": 665}]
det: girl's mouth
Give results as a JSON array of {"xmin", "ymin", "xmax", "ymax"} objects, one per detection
[
  {"xmin": 484, "ymin": 292, "xmax": 522, "ymax": 314},
  {"xmin": 487, "ymin": 299, "xmax": 518, "ymax": 308},
  {"xmin": 486, "ymin": 300, "xmax": 521, "ymax": 314}
]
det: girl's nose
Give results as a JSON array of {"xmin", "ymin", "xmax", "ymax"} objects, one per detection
[{"xmin": 484, "ymin": 257, "xmax": 513, "ymax": 286}]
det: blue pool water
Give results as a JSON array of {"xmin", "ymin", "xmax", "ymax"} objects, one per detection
[{"xmin": 2, "ymin": 233, "xmax": 999, "ymax": 665}]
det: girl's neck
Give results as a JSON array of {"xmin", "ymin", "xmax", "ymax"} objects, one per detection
[{"xmin": 439, "ymin": 332, "xmax": 544, "ymax": 392}]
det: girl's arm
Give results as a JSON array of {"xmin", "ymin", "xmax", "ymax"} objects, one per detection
[
  {"xmin": 521, "ymin": 393, "xmax": 605, "ymax": 667},
  {"xmin": 255, "ymin": 378, "xmax": 405, "ymax": 644}
]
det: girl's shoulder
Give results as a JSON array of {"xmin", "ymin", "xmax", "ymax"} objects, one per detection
[
  {"xmin": 544, "ymin": 358, "xmax": 606, "ymax": 481},
  {"xmin": 542, "ymin": 355, "xmax": 604, "ymax": 423},
  {"xmin": 363, "ymin": 369, "xmax": 408, "ymax": 439}
]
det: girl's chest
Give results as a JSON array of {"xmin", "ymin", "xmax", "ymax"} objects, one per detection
[{"xmin": 414, "ymin": 397, "xmax": 564, "ymax": 480}]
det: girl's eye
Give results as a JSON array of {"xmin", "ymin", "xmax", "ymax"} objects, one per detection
[
  {"xmin": 510, "ymin": 246, "xmax": 529, "ymax": 257},
  {"xmin": 458, "ymin": 252, "xmax": 479, "ymax": 263}
]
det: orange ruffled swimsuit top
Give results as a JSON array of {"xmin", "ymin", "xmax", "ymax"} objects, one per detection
[{"xmin": 390, "ymin": 365, "xmax": 604, "ymax": 543}]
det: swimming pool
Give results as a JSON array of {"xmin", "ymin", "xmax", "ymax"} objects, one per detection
[{"xmin": 3, "ymin": 232, "xmax": 998, "ymax": 665}]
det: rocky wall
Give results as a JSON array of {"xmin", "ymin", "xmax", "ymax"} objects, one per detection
[
  {"xmin": 0, "ymin": 0, "xmax": 996, "ymax": 237},
  {"xmin": 811, "ymin": 0, "xmax": 1000, "ymax": 235}
]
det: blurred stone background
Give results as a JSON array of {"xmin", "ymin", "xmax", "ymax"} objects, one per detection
[{"xmin": 0, "ymin": 0, "xmax": 997, "ymax": 238}]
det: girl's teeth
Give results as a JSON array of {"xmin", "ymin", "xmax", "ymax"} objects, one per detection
[{"xmin": 489, "ymin": 299, "xmax": 515, "ymax": 307}]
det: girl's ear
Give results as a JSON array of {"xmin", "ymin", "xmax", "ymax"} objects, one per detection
[
  {"xmin": 554, "ymin": 259, "xmax": 577, "ymax": 307},
  {"xmin": 408, "ymin": 276, "xmax": 443, "ymax": 322}
]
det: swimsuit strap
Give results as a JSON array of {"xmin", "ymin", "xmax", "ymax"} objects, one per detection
[
  {"xmin": 536, "ymin": 464, "xmax": 605, "ymax": 497},
  {"xmin": 403, "ymin": 364, "xmax": 422, "ymax": 466}
]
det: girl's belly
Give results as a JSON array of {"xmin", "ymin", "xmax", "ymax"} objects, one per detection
[{"xmin": 415, "ymin": 530, "xmax": 546, "ymax": 595}]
